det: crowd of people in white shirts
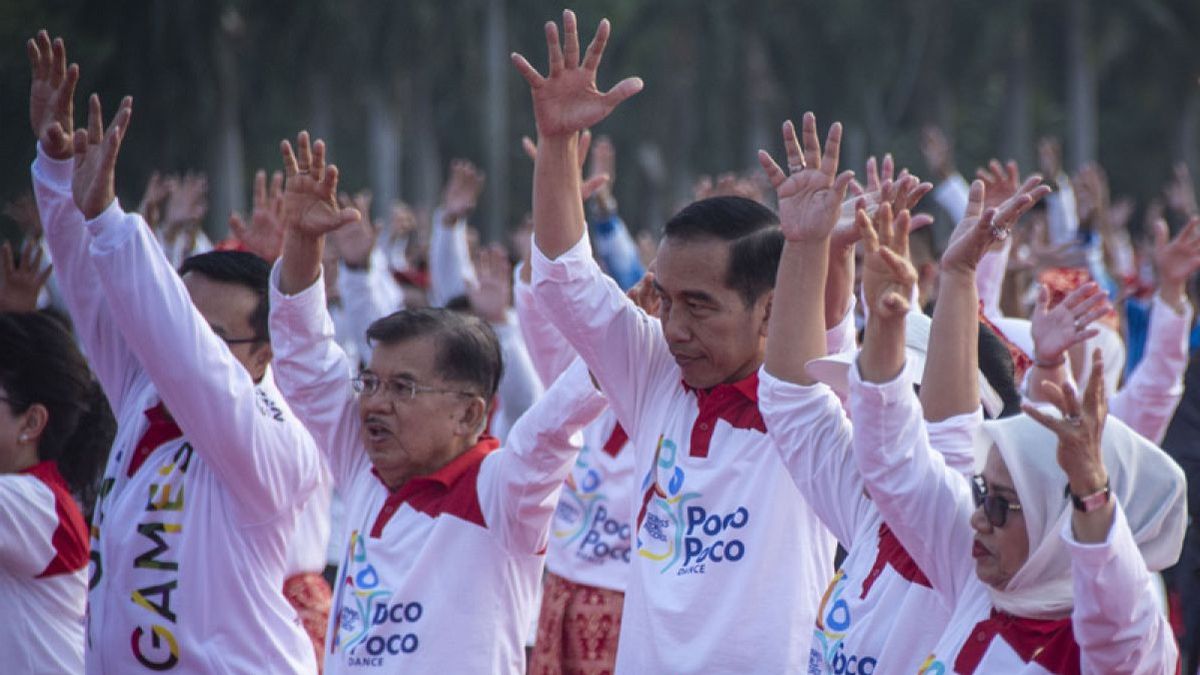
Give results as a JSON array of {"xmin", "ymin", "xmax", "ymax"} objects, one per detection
[{"xmin": 2, "ymin": 12, "xmax": 1199, "ymax": 674}]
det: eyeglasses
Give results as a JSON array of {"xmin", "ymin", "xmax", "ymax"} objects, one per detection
[
  {"xmin": 218, "ymin": 335, "xmax": 265, "ymax": 346},
  {"xmin": 972, "ymin": 475, "xmax": 1022, "ymax": 528},
  {"xmin": 351, "ymin": 373, "xmax": 476, "ymax": 401}
]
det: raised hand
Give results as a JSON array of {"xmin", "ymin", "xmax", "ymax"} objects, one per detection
[
  {"xmin": 1152, "ymin": 215, "xmax": 1200, "ymax": 311},
  {"xmin": 1037, "ymin": 136, "xmax": 1062, "ymax": 180},
  {"xmin": 331, "ymin": 191, "xmax": 380, "ymax": 269},
  {"xmin": 942, "ymin": 175, "xmax": 1050, "ymax": 275},
  {"xmin": 229, "ymin": 170, "xmax": 286, "ymax": 262},
  {"xmin": 625, "ymin": 270, "xmax": 661, "ymax": 316},
  {"xmin": 71, "ymin": 94, "xmax": 132, "ymax": 220},
  {"xmin": 1164, "ymin": 162, "xmax": 1198, "ymax": 218},
  {"xmin": 279, "ymin": 131, "xmax": 360, "ymax": 238},
  {"xmin": 857, "ymin": 204, "xmax": 917, "ymax": 320},
  {"xmin": 976, "ymin": 159, "xmax": 1022, "ymax": 211},
  {"xmin": 466, "ymin": 244, "xmax": 513, "ymax": 324},
  {"xmin": 3, "ymin": 194, "xmax": 43, "ymax": 238},
  {"xmin": 834, "ymin": 156, "xmax": 933, "ymax": 251},
  {"xmin": 440, "ymin": 160, "xmax": 486, "ymax": 223},
  {"xmin": 137, "ymin": 172, "xmax": 170, "ymax": 229},
  {"xmin": 161, "ymin": 172, "xmax": 209, "ymax": 243},
  {"xmin": 1023, "ymin": 352, "xmax": 1109, "ymax": 498},
  {"xmin": 758, "ymin": 114, "xmax": 855, "ymax": 243},
  {"xmin": 0, "ymin": 239, "xmax": 53, "ymax": 312},
  {"xmin": 511, "ymin": 9, "xmax": 643, "ymax": 139},
  {"xmin": 522, "ymin": 130, "xmax": 609, "ymax": 200},
  {"xmin": 588, "ymin": 133, "xmax": 617, "ymax": 204},
  {"xmin": 920, "ymin": 125, "xmax": 955, "ymax": 181},
  {"xmin": 28, "ymin": 31, "xmax": 79, "ymax": 160},
  {"xmin": 1030, "ymin": 282, "xmax": 1110, "ymax": 365}
]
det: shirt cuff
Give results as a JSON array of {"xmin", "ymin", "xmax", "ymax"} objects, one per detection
[
  {"xmin": 531, "ymin": 231, "xmax": 594, "ymax": 284},
  {"xmin": 848, "ymin": 355, "xmax": 913, "ymax": 407},
  {"xmin": 269, "ymin": 260, "xmax": 330, "ymax": 336},
  {"xmin": 33, "ymin": 143, "xmax": 74, "ymax": 187},
  {"xmin": 84, "ymin": 199, "xmax": 134, "ymax": 255},
  {"xmin": 759, "ymin": 365, "xmax": 837, "ymax": 402}
]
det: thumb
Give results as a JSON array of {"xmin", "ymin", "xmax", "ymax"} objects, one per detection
[{"xmin": 602, "ymin": 77, "xmax": 644, "ymax": 107}]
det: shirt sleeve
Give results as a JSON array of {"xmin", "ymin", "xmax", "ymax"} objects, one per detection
[
  {"xmin": 758, "ymin": 368, "xmax": 871, "ymax": 549},
  {"xmin": 0, "ymin": 476, "xmax": 57, "ymax": 578},
  {"xmin": 1109, "ymin": 294, "xmax": 1192, "ymax": 444},
  {"xmin": 976, "ymin": 237, "xmax": 1012, "ymax": 324},
  {"xmin": 427, "ymin": 209, "xmax": 477, "ymax": 307},
  {"xmin": 925, "ymin": 408, "xmax": 984, "ymax": 477},
  {"xmin": 478, "ymin": 358, "xmax": 608, "ymax": 555},
  {"xmin": 489, "ymin": 316, "xmax": 545, "ymax": 443},
  {"xmin": 31, "ymin": 146, "xmax": 139, "ymax": 407},
  {"xmin": 1067, "ymin": 500, "xmax": 1179, "ymax": 674},
  {"xmin": 932, "ymin": 173, "xmax": 970, "ymax": 222},
  {"xmin": 84, "ymin": 202, "xmax": 321, "ymax": 523},
  {"xmin": 849, "ymin": 362, "xmax": 978, "ymax": 603},
  {"xmin": 530, "ymin": 233, "xmax": 677, "ymax": 436},
  {"xmin": 337, "ymin": 260, "xmax": 403, "ymax": 365},
  {"xmin": 514, "ymin": 271, "xmax": 578, "ymax": 388},
  {"xmin": 269, "ymin": 264, "xmax": 370, "ymax": 490}
]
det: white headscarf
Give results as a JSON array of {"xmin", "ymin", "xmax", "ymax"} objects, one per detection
[{"xmin": 975, "ymin": 411, "xmax": 1187, "ymax": 619}]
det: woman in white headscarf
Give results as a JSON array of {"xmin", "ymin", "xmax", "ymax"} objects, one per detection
[{"xmin": 850, "ymin": 305, "xmax": 1187, "ymax": 672}]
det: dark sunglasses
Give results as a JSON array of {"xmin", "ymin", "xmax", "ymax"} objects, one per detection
[{"xmin": 972, "ymin": 475, "xmax": 1022, "ymax": 528}]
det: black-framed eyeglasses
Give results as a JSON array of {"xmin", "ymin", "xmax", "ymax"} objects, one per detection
[
  {"xmin": 972, "ymin": 475, "xmax": 1022, "ymax": 528},
  {"xmin": 219, "ymin": 335, "xmax": 265, "ymax": 346},
  {"xmin": 351, "ymin": 373, "xmax": 476, "ymax": 401}
]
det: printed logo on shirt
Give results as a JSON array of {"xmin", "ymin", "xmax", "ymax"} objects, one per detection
[
  {"xmin": 331, "ymin": 530, "xmax": 422, "ymax": 667},
  {"xmin": 808, "ymin": 570, "xmax": 878, "ymax": 675},
  {"xmin": 917, "ymin": 655, "xmax": 946, "ymax": 674},
  {"xmin": 552, "ymin": 443, "xmax": 632, "ymax": 564},
  {"xmin": 634, "ymin": 435, "xmax": 749, "ymax": 576},
  {"xmin": 90, "ymin": 441, "xmax": 193, "ymax": 670}
]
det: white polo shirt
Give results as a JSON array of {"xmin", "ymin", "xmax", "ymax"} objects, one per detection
[
  {"xmin": 34, "ymin": 148, "xmax": 323, "ymax": 674},
  {"xmin": 0, "ymin": 462, "xmax": 88, "ymax": 674},
  {"xmin": 532, "ymin": 234, "xmax": 836, "ymax": 673},
  {"xmin": 268, "ymin": 267, "xmax": 607, "ymax": 674}
]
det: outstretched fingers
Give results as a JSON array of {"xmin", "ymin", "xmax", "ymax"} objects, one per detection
[
  {"xmin": 757, "ymin": 150, "xmax": 787, "ymax": 189},
  {"xmin": 821, "ymin": 122, "xmax": 843, "ymax": 179},
  {"xmin": 782, "ymin": 120, "xmax": 803, "ymax": 173},
  {"xmin": 800, "ymin": 112, "xmax": 821, "ymax": 171},
  {"xmin": 601, "ymin": 76, "xmax": 644, "ymax": 108},
  {"xmin": 87, "ymin": 94, "xmax": 103, "ymax": 145},
  {"xmin": 545, "ymin": 21, "xmax": 564, "ymax": 76},
  {"xmin": 965, "ymin": 179, "xmax": 985, "ymax": 220},
  {"xmin": 280, "ymin": 140, "xmax": 300, "ymax": 178},
  {"xmin": 581, "ymin": 18, "xmax": 610, "ymax": 72},
  {"xmin": 510, "ymin": 52, "xmax": 545, "ymax": 88},
  {"xmin": 561, "ymin": 9, "xmax": 580, "ymax": 69}
]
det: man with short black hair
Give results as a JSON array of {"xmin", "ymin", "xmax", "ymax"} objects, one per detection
[
  {"xmin": 267, "ymin": 130, "xmax": 609, "ymax": 674},
  {"xmin": 512, "ymin": 12, "xmax": 841, "ymax": 672}
]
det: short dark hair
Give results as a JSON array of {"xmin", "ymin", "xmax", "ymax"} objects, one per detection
[
  {"xmin": 179, "ymin": 251, "xmax": 271, "ymax": 341},
  {"xmin": 662, "ymin": 196, "xmax": 784, "ymax": 306},
  {"xmin": 365, "ymin": 308, "xmax": 504, "ymax": 402}
]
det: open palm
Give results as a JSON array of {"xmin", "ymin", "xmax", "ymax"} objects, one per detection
[
  {"xmin": 28, "ymin": 31, "xmax": 78, "ymax": 160},
  {"xmin": 279, "ymin": 131, "xmax": 360, "ymax": 238},
  {"xmin": 512, "ymin": 10, "xmax": 643, "ymax": 139},
  {"xmin": 757, "ymin": 113, "xmax": 854, "ymax": 242}
]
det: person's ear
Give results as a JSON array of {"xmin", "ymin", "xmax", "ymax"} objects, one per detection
[
  {"xmin": 252, "ymin": 341, "xmax": 273, "ymax": 378},
  {"xmin": 19, "ymin": 403, "xmax": 49, "ymax": 445},
  {"xmin": 758, "ymin": 290, "xmax": 773, "ymax": 339},
  {"xmin": 456, "ymin": 395, "xmax": 488, "ymax": 438}
]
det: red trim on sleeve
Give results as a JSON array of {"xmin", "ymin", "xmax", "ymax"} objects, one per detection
[
  {"xmin": 369, "ymin": 436, "xmax": 501, "ymax": 537},
  {"xmin": 22, "ymin": 461, "xmax": 89, "ymax": 578},
  {"xmin": 128, "ymin": 402, "xmax": 183, "ymax": 477},
  {"xmin": 859, "ymin": 523, "xmax": 932, "ymax": 599},
  {"xmin": 684, "ymin": 371, "xmax": 766, "ymax": 458},
  {"xmin": 953, "ymin": 609, "xmax": 1079, "ymax": 675}
]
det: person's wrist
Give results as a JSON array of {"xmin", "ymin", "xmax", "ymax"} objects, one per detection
[
  {"xmin": 1067, "ymin": 466, "xmax": 1108, "ymax": 502},
  {"xmin": 1033, "ymin": 350, "xmax": 1066, "ymax": 369},
  {"xmin": 1158, "ymin": 280, "xmax": 1187, "ymax": 313}
]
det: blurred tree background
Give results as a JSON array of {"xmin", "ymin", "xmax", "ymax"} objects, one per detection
[{"xmin": 1, "ymin": 0, "xmax": 1197, "ymax": 246}]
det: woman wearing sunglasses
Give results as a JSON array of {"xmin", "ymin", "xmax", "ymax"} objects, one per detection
[
  {"xmin": 0, "ymin": 311, "xmax": 114, "ymax": 673},
  {"xmin": 848, "ymin": 207, "xmax": 1188, "ymax": 672}
]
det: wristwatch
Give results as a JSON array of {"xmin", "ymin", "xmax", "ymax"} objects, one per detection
[{"xmin": 1065, "ymin": 479, "xmax": 1110, "ymax": 513}]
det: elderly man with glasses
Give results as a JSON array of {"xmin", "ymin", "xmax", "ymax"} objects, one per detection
[{"xmin": 266, "ymin": 131, "xmax": 608, "ymax": 675}]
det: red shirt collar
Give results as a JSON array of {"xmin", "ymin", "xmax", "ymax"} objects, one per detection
[
  {"xmin": 20, "ymin": 460, "xmax": 67, "ymax": 487},
  {"xmin": 372, "ymin": 435, "xmax": 501, "ymax": 493},
  {"xmin": 681, "ymin": 369, "xmax": 761, "ymax": 403}
]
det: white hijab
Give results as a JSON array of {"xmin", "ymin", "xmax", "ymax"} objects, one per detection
[{"xmin": 976, "ymin": 411, "xmax": 1187, "ymax": 619}]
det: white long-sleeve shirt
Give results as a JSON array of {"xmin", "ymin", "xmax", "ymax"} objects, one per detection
[
  {"xmin": 33, "ymin": 148, "xmax": 323, "ymax": 675},
  {"xmin": 0, "ymin": 462, "xmax": 89, "ymax": 674},
  {"xmin": 268, "ymin": 266, "xmax": 607, "ymax": 674},
  {"xmin": 1110, "ymin": 294, "xmax": 1193, "ymax": 444},
  {"xmin": 514, "ymin": 274, "xmax": 635, "ymax": 592},
  {"xmin": 848, "ymin": 362, "xmax": 1177, "ymax": 674},
  {"xmin": 531, "ymin": 234, "xmax": 836, "ymax": 673},
  {"xmin": 427, "ymin": 209, "xmax": 476, "ymax": 307}
]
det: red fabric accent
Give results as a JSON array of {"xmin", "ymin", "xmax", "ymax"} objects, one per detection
[
  {"xmin": 859, "ymin": 522, "xmax": 931, "ymax": 599},
  {"xmin": 393, "ymin": 268, "xmax": 430, "ymax": 290},
  {"xmin": 129, "ymin": 403, "xmax": 183, "ymax": 478},
  {"xmin": 979, "ymin": 304, "xmax": 1034, "ymax": 385},
  {"xmin": 953, "ymin": 608, "xmax": 1080, "ymax": 675},
  {"xmin": 530, "ymin": 570, "xmax": 625, "ymax": 675},
  {"xmin": 1039, "ymin": 267, "xmax": 1118, "ymax": 330},
  {"xmin": 22, "ymin": 461, "xmax": 89, "ymax": 578},
  {"xmin": 601, "ymin": 422, "xmax": 628, "ymax": 458},
  {"xmin": 683, "ymin": 371, "xmax": 766, "ymax": 458},
  {"xmin": 214, "ymin": 237, "xmax": 248, "ymax": 252},
  {"xmin": 284, "ymin": 572, "xmax": 332, "ymax": 673},
  {"xmin": 368, "ymin": 436, "xmax": 500, "ymax": 537},
  {"xmin": 633, "ymin": 438, "xmax": 671, "ymax": 534}
]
